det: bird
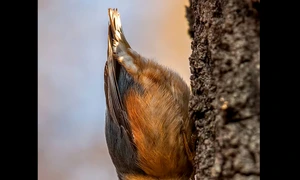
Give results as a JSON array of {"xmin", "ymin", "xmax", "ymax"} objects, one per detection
[{"xmin": 104, "ymin": 8, "xmax": 195, "ymax": 180}]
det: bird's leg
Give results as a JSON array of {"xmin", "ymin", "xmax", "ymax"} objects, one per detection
[{"xmin": 180, "ymin": 124, "xmax": 195, "ymax": 165}]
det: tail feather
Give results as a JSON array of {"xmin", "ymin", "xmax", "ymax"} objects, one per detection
[
  {"xmin": 107, "ymin": 8, "xmax": 140, "ymax": 75},
  {"xmin": 108, "ymin": 8, "xmax": 131, "ymax": 56}
]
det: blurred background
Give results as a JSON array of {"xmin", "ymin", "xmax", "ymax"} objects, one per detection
[{"xmin": 38, "ymin": 0, "xmax": 191, "ymax": 179}]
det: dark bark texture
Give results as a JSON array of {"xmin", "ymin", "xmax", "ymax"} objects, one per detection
[{"xmin": 186, "ymin": 0, "xmax": 260, "ymax": 179}]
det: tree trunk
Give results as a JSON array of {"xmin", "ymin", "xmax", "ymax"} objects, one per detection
[{"xmin": 186, "ymin": 0, "xmax": 260, "ymax": 179}]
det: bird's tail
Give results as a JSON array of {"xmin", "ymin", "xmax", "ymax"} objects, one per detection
[{"xmin": 108, "ymin": 8, "xmax": 131, "ymax": 58}]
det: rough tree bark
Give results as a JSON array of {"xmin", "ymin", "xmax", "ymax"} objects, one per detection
[{"xmin": 185, "ymin": 0, "xmax": 260, "ymax": 179}]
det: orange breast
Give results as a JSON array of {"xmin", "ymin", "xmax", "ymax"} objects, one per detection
[{"xmin": 124, "ymin": 85, "xmax": 192, "ymax": 178}]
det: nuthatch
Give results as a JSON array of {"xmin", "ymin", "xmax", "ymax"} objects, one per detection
[{"xmin": 104, "ymin": 8, "xmax": 195, "ymax": 180}]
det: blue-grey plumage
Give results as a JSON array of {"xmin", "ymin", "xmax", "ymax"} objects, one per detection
[
  {"xmin": 104, "ymin": 8, "xmax": 195, "ymax": 180},
  {"xmin": 104, "ymin": 9, "xmax": 145, "ymax": 177}
]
